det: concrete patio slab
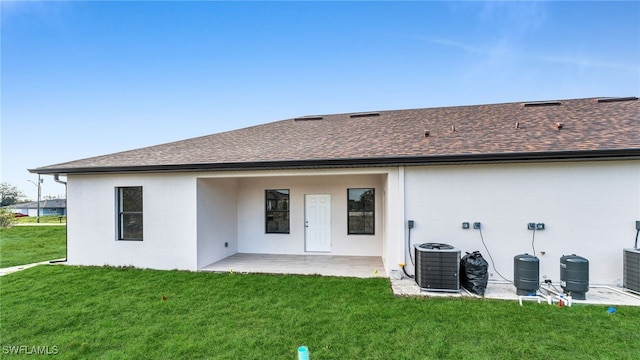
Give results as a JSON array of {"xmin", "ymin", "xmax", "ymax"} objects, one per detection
[
  {"xmin": 201, "ymin": 253, "xmax": 385, "ymax": 278},
  {"xmin": 391, "ymin": 278, "xmax": 640, "ymax": 307}
]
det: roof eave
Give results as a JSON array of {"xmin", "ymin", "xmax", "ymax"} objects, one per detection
[{"xmin": 29, "ymin": 149, "xmax": 640, "ymax": 175}]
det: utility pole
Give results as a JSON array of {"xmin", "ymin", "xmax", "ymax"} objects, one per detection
[
  {"xmin": 28, "ymin": 175, "xmax": 43, "ymax": 223},
  {"xmin": 37, "ymin": 174, "xmax": 42, "ymax": 223}
]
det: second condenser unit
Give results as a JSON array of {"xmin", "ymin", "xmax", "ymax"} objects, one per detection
[
  {"xmin": 623, "ymin": 248, "xmax": 640, "ymax": 292},
  {"xmin": 414, "ymin": 243, "xmax": 460, "ymax": 292}
]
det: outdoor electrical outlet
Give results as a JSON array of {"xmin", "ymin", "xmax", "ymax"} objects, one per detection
[
  {"xmin": 636, "ymin": 221, "xmax": 640, "ymax": 230},
  {"xmin": 536, "ymin": 223, "xmax": 545, "ymax": 230},
  {"xmin": 527, "ymin": 223, "xmax": 536, "ymax": 230},
  {"xmin": 224, "ymin": 242, "xmax": 228, "ymax": 248},
  {"xmin": 473, "ymin": 222, "xmax": 481, "ymax": 229},
  {"xmin": 408, "ymin": 220, "xmax": 414, "ymax": 229},
  {"xmin": 462, "ymin": 222, "xmax": 470, "ymax": 229}
]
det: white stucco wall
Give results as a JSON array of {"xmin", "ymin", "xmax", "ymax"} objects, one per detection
[
  {"xmin": 235, "ymin": 173, "xmax": 385, "ymax": 257},
  {"xmin": 196, "ymin": 178, "xmax": 238, "ymax": 268},
  {"xmin": 66, "ymin": 168, "xmax": 394, "ymax": 272},
  {"xmin": 67, "ymin": 173, "xmax": 198, "ymax": 270},
  {"xmin": 382, "ymin": 167, "xmax": 405, "ymax": 275},
  {"xmin": 403, "ymin": 160, "xmax": 640, "ymax": 285},
  {"xmin": 65, "ymin": 160, "xmax": 638, "ymax": 284}
]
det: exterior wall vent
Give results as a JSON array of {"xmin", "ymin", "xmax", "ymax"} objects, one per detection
[
  {"xmin": 522, "ymin": 101, "xmax": 562, "ymax": 107},
  {"xmin": 294, "ymin": 115, "xmax": 324, "ymax": 121},
  {"xmin": 596, "ymin": 97, "xmax": 638, "ymax": 103},
  {"xmin": 349, "ymin": 112, "xmax": 380, "ymax": 118},
  {"xmin": 555, "ymin": 122, "xmax": 564, "ymax": 130},
  {"xmin": 424, "ymin": 130, "xmax": 430, "ymax": 137}
]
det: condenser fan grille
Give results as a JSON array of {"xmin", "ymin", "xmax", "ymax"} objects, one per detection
[{"xmin": 414, "ymin": 243, "xmax": 460, "ymax": 292}]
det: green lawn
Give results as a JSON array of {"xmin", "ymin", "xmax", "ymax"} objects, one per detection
[
  {"xmin": 13, "ymin": 215, "xmax": 66, "ymax": 224},
  {"xmin": 0, "ymin": 226, "xmax": 66, "ymax": 268},
  {"xmin": 1, "ymin": 266, "xmax": 639, "ymax": 359}
]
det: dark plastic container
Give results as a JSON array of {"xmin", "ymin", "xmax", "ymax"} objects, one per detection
[
  {"xmin": 560, "ymin": 254, "xmax": 589, "ymax": 300},
  {"xmin": 514, "ymin": 254, "xmax": 539, "ymax": 296}
]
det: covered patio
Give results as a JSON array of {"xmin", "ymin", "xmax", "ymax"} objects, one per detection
[
  {"xmin": 196, "ymin": 170, "xmax": 394, "ymax": 271},
  {"xmin": 201, "ymin": 253, "xmax": 386, "ymax": 278}
]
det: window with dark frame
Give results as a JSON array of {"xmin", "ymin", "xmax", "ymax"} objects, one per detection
[
  {"xmin": 348, "ymin": 188, "xmax": 374, "ymax": 235},
  {"xmin": 265, "ymin": 189, "xmax": 290, "ymax": 234},
  {"xmin": 117, "ymin": 187, "xmax": 143, "ymax": 240}
]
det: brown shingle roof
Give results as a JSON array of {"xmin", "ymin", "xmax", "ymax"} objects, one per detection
[{"xmin": 32, "ymin": 97, "xmax": 640, "ymax": 174}]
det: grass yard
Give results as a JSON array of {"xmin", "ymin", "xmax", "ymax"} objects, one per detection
[
  {"xmin": 1, "ymin": 266, "xmax": 639, "ymax": 359},
  {"xmin": 13, "ymin": 215, "xmax": 66, "ymax": 224},
  {"xmin": 0, "ymin": 226, "xmax": 66, "ymax": 268}
]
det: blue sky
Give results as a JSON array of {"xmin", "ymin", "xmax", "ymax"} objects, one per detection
[{"xmin": 2, "ymin": 1, "xmax": 639, "ymax": 200}]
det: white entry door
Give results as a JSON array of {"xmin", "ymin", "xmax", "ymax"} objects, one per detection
[{"xmin": 305, "ymin": 194, "xmax": 331, "ymax": 252}]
